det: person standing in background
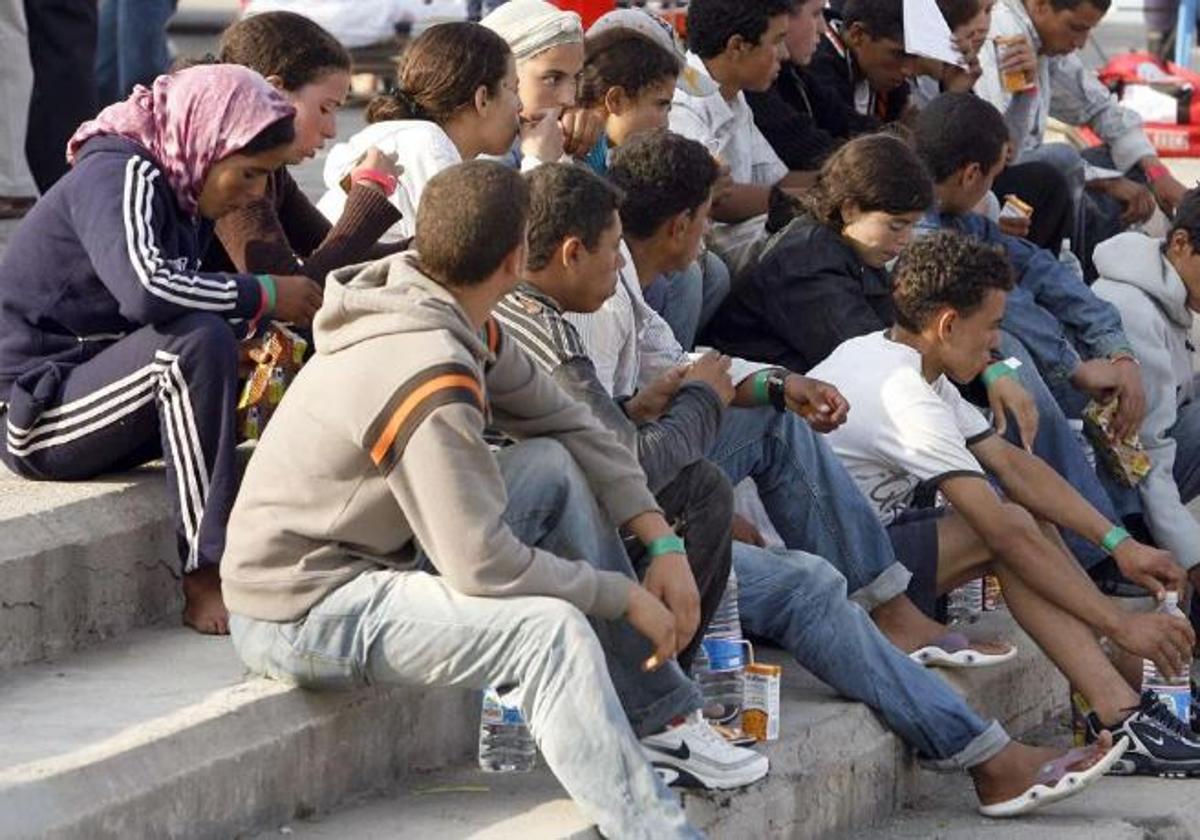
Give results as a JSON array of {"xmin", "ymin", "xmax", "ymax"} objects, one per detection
[
  {"xmin": 0, "ymin": 0, "xmax": 37, "ymax": 217},
  {"xmin": 23, "ymin": 0, "xmax": 98, "ymax": 192},
  {"xmin": 96, "ymin": 0, "xmax": 177, "ymax": 107}
]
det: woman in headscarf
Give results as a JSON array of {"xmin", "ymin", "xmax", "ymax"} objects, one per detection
[
  {"xmin": 0, "ymin": 64, "xmax": 320, "ymax": 636},
  {"xmin": 481, "ymin": 0, "xmax": 604, "ymax": 168}
]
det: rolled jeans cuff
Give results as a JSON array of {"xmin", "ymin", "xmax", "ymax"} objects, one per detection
[
  {"xmin": 848, "ymin": 561, "xmax": 911, "ymax": 613},
  {"xmin": 920, "ymin": 720, "xmax": 1011, "ymax": 772},
  {"xmin": 629, "ymin": 675, "xmax": 704, "ymax": 739}
]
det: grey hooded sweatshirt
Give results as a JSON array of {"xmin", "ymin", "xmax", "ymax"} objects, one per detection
[
  {"xmin": 1093, "ymin": 232, "xmax": 1200, "ymax": 570},
  {"xmin": 222, "ymin": 251, "xmax": 660, "ymax": 622}
]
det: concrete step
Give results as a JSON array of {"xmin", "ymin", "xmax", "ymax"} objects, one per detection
[
  {"xmin": 0, "ymin": 625, "xmax": 478, "ymax": 840},
  {"xmin": 0, "ymin": 463, "xmax": 180, "ymax": 669},
  {"xmin": 249, "ymin": 614, "xmax": 1067, "ymax": 840}
]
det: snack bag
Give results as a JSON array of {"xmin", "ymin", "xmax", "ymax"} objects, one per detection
[
  {"xmin": 236, "ymin": 322, "xmax": 309, "ymax": 441},
  {"xmin": 1082, "ymin": 399, "xmax": 1152, "ymax": 487},
  {"xmin": 743, "ymin": 662, "xmax": 782, "ymax": 742}
]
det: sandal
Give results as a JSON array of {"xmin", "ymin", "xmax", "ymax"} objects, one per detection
[
  {"xmin": 0, "ymin": 196, "xmax": 35, "ymax": 220},
  {"xmin": 978, "ymin": 738, "xmax": 1128, "ymax": 818},
  {"xmin": 909, "ymin": 632, "xmax": 1017, "ymax": 668}
]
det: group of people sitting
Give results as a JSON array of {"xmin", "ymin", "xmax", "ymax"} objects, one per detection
[{"xmin": 4, "ymin": 0, "xmax": 1200, "ymax": 834}]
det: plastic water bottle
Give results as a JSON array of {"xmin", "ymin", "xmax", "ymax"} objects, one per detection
[
  {"xmin": 1068, "ymin": 418, "xmax": 1096, "ymax": 470},
  {"xmin": 948, "ymin": 578, "xmax": 983, "ymax": 624},
  {"xmin": 692, "ymin": 569, "xmax": 746, "ymax": 725},
  {"xmin": 478, "ymin": 685, "xmax": 537, "ymax": 772},
  {"xmin": 1058, "ymin": 238, "xmax": 1084, "ymax": 279},
  {"xmin": 1142, "ymin": 592, "xmax": 1192, "ymax": 725}
]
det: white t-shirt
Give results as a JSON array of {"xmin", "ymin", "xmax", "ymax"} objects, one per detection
[
  {"xmin": 668, "ymin": 52, "xmax": 785, "ymax": 274},
  {"xmin": 565, "ymin": 240, "xmax": 771, "ymax": 397},
  {"xmin": 809, "ymin": 331, "xmax": 994, "ymax": 524},
  {"xmin": 316, "ymin": 120, "xmax": 463, "ymax": 243}
]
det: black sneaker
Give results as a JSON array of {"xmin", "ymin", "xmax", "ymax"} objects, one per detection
[{"xmin": 1090, "ymin": 691, "xmax": 1200, "ymax": 778}]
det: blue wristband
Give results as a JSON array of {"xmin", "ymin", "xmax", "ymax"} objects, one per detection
[
  {"xmin": 1101, "ymin": 525, "xmax": 1131, "ymax": 555},
  {"xmin": 646, "ymin": 535, "xmax": 685, "ymax": 558}
]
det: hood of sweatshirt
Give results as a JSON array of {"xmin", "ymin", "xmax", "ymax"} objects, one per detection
[
  {"xmin": 317, "ymin": 251, "xmax": 494, "ymax": 365},
  {"xmin": 1093, "ymin": 231, "xmax": 1192, "ymax": 329}
]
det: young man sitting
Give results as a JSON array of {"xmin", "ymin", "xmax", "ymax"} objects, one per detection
[
  {"xmin": 975, "ymin": 0, "xmax": 1189, "ymax": 273},
  {"xmin": 570, "ymin": 129, "xmax": 1014, "ymax": 663},
  {"xmin": 810, "ymin": 231, "xmax": 1200, "ymax": 777},
  {"xmin": 669, "ymin": 0, "xmax": 816, "ymax": 275},
  {"xmin": 220, "ymin": 161, "xmax": 766, "ymax": 837},
  {"xmin": 499, "ymin": 157, "xmax": 1124, "ymax": 818},
  {"xmin": 580, "ymin": 9, "xmax": 732, "ymax": 350},
  {"xmin": 911, "ymin": 92, "xmax": 1150, "ymax": 571},
  {"xmin": 1093, "ymin": 191, "xmax": 1200, "ymax": 601}
]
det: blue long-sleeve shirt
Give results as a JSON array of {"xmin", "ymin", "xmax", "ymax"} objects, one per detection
[
  {"xmin": 0, "ymin": 136, "xmax": 263, "ymax": 397},
  {"xmin": 917, "ymin": 210, "xmax": 1132, "ymax": 386}
]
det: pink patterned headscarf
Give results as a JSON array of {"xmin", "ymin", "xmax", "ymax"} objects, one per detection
[{"xmin": 67, "ymin": 64, "xmax": 295, "ymax": 216}]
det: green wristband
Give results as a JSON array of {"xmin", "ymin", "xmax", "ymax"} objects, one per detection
[
  {"xmin": 1100, "ymin": 525, "xmax": 1131, "ymax": 555},
  {"xmin": 646, "ymin": 535, "xmax": 686, "ymax": 558},
  {"xmin": 256, "ymin": 274, "xmax": 277, "ymax": 313},
  {"xmin": 751, "ymin": 370, "xmax": 772, "ymax": 407},
  {"xmin": 980, "ymin": 360, "xmax": 1018, "ymax": 388}
]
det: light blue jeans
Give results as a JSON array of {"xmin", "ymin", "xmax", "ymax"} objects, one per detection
[
  {"xmin": 734, "ymin": 543, "xmax": 1009, "ymax": 769},
  {"xmin": 229, "ymin": 439, "xmax": 701, "ymax": 839},
  {"xmin": 644, "ymin": 251, "xmax": 732, "ymax": 351},
  {"xmin": 708, "ymin": 406, "xmax": 913, "ymax": 611}
]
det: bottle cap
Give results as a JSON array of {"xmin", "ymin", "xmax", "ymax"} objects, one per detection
[{"xmin": 1165, "ymin": 590, "xmax": 1179, "ymax": 608}]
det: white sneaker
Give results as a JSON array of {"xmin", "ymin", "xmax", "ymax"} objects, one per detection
[{"xmin": 640, "ymin": 711, "xmax": 769, "ymax": 790}]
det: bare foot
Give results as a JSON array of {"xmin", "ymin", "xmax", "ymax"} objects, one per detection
[
  {"xmin": 970, "ymin": 732, "xmax": 1115, "ymax": 806},
  {"xmin": 871, "ymin": 595, "xmax": 1012, "ymax": 656},
  {"xmin": 182, "ymin": 565, "xmax": 230, "ymax": 635}
]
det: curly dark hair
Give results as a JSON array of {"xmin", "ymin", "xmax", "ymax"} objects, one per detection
[
  {"xmin": 525, "ymin": 163, "xmax": 624, "ymax": 273},
  {"xmin": 891, "ymin": 231, "xmax": 1014, "ymax": 331},
  {"xmin": 936, "ymin": 0, "xmax": 982, "ymax": 30},
  {"xmin": 579, "ymin": 28, "xmax": 681, "ymax": 108},
  {"xmin": 1048, "ymin": 0, "xmax": 1110, "ymax": 11},
  {"xmin": 802, "ymin": 133, "xmax": 933, "ymax": 231},
  {"xmin": 219, "ymin": 12, "xmax": 350, "ymax": 91},
  {"xmin": 416, "ymin": 161, "xmax": 529, "ymax": 288},
  {"xmin": 608, "ymin": 130, "xmax": 719, "ymax": 240},
  {"xmin": 366, "ymin": 23, "xmax": 511, "ymax": 125},
  {"xmin": 1168, "ymin": 187, "xmax": 1200, "ymax": 248},
  {"xmin": 686, "ymin": 0, "xmax": 796, "ymax": 59}
]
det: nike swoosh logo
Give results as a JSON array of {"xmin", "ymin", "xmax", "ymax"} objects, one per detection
[
  {"xmin": 1142, "ymin": 732, "xmax": 1166, "ymax": 747},
  {"xmin": 647, "ymin": 741, "xmax": 691, "ymax": 761}
]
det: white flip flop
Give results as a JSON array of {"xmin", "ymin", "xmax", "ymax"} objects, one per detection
[
  {"xmin": 978, "ymin": 738, "xmax": 1129, "ymax": 818},
  {"xmin": 909, "ymin": 632, "xmax": 1018, "ymax": 668}
]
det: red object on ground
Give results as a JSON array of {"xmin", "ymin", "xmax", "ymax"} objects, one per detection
[
  {"xmin": 553, "ymin": 0, "xmax": 616, "ymax": 28},
  {"xmin": 1080, "ymin": 51, "xmax": 1200, "ymax": 157}
]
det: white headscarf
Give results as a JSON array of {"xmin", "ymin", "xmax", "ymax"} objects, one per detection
[{"xmin": 481, "ymin": 0, "xmax": 583, "ymax": 61}]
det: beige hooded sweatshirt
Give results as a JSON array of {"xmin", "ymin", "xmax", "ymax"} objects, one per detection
[{"xmin": 222, "ymin": 252, "xmax": 659, "ymax": 622}]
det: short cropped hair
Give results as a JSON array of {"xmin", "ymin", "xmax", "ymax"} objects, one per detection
[
  {"xmin": 219, "ymin": 11, "xmax": 351, "ymax": 91},
  {"xmin": 687, "ymin": 0, "xmax": 796, "ymax": 59},
  {"xmin": 892, "ymin": 231, "xmax": 1014, "ymax": 331},
  {"xmin": 525, "ymin": 163, "xmax": 624, "ymax": 272},
  {"xmin": 1168, "ymin": 188, "xmax": 1200, "ymax": 247},
  {"xmin": 1048, "ymin": 0, "xmax": 1111, "ymax": 11},
  {"xmin": 937, "ymin": 0, "xmax": 981, "ymax": 30},
  {"xmin": 913, "ymin": 93, "xmax": 1009, "ymax": 182},
  {"xmin": 608, "ymin": 130, "xmax": 720, "ymax": 240},
  {"xmin": 842, "ymin": 0, "xmax": 905, "ymax": 42},
  {"xmin": 579, "ymin": 28, "xmax": 681, "ymax": 108},
  {"xmin": 415, "ymin": 161, "xmax": 530, "ymax": 288},
  {"xmin": 804, "ymin": 133, "xmax": 933, "ymax": 231}
]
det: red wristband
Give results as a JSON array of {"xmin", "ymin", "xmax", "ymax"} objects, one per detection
[
  {"xmin": 351, "ymin": 168, "xmax": 398, "ymax": 196},
  {"xmin": 1145, "ymin": 163, "xmax": 1170, "ymax": 183}
]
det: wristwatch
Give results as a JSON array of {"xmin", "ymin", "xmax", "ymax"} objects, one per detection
[{"xmin": 765, "ymin": 370, "xmax": 789, "ymax": 413}]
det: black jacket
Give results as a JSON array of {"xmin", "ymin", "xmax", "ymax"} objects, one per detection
[
  {"xmin": 745, "ymin": 62, "xmax": 847, "ymax": 171},
  {"xmin": 702, "ymin": 217, "xmax": 893, "ymax": 373},
  {"xmin": 805, "ymin": 30, "xmax": 910, "ymax": 129}
]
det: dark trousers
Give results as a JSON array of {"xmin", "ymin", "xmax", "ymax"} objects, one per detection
[
  {"xmin": 1, "ymin": 314, "xmax": 241, "ymax": 573},
  {"xmin": 24, "ymin": 0, "xmax": 98, "ymax": 192},
  {"xmin": 630, "ymin": 459, "xmax": 734, "ymax": 672},
  {"xmin": 992, "ymin": 160, "xmax": 1075, "ymax": 252}
]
